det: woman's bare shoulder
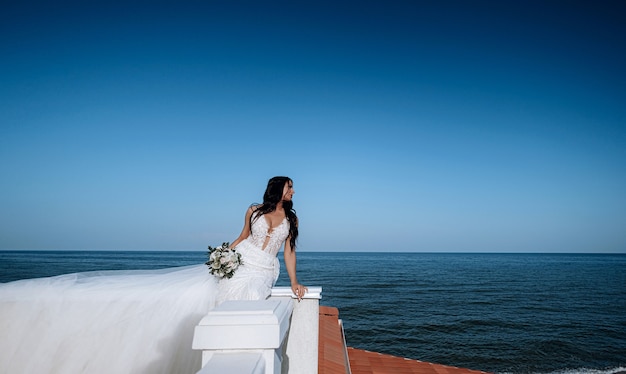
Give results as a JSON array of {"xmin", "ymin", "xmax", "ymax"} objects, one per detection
[{"xmin": 247, "ymin": 204, "xmax": 262, "ymax": 217}]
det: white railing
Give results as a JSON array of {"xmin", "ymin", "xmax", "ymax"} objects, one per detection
[{"xmin": 192, "ymin": 286, "xmax": 322, "ymax": 374}]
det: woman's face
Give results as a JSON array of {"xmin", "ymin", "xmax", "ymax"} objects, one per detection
[{"xmin": 282, "ymin": 180, "xmax": 295, "ymax": 201}]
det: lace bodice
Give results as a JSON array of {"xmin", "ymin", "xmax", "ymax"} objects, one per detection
[{"xmin": 245, "ymin": 212, "xmax": 290, "ymax": 257}]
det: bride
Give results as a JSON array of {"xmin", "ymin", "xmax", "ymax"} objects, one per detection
[
  {"xmin": 219, "ymin": 176, "xmax": 307, "ymax": 303},
  {"xmin": 0, "ymin": 176, "xmax": 307, "ymax": 374}
]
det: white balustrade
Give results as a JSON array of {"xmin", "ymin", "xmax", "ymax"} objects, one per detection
[
  {"xmin": 271, "ymin": 287, "xmax": 322, "ymax": 374},
  {"xmin": 192, "ymin": 286, "xmax": 322, "ymax": 374}
]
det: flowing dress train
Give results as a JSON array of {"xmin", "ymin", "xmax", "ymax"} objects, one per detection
[
  {"xmin": 0, "ymin": 212, "xmax": 289, "ymax": 373},
  {"xmin": 0, "ymin": 264, "xmax": 217, "ymax": 374}
]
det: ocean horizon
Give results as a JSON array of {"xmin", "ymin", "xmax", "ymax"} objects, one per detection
[{"xmin": 1, "ymin": 250, "xmax": 625, "ymax": 374}]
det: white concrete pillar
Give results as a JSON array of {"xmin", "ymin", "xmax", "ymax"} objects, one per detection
[
  {"xmin": 270, "ymin": 286, "xmax": 322, "ymax": 374},
  {"xmin": 192, "ymin": 299, "xmax": 294, "ymax": 374}
]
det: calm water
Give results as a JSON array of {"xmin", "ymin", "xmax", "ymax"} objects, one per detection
[{"xmin": 1, "ymin": 251, "xmax": 625, "ymax": 374}]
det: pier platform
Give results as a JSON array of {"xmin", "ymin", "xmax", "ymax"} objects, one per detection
[{"xmin": 318, "ymin": 306, "xmax": 493, "ymax": 374}]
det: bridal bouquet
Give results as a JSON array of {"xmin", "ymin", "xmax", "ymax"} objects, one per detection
[{"xmin": 205, "ymin": 242, "xmax": 242, "ymax": 279}]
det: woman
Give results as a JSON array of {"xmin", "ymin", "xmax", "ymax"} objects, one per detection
[
  {"xmin": 218, "ymin": 176, "xmax": 307, "ymax": 303},
  {"xmin": 0, "ymin": 176, "xmax": 306, "ymax": 374}
]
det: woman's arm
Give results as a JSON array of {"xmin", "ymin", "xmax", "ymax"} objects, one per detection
[
  {"xmin": 284, "ymin": 238, "xmax": 307, "ymax": 300},
  {"xmin": 230, "ymin": 206, "xmax": 255, "ymax": 248}
]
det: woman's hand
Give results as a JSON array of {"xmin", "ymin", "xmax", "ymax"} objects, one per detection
[{"xmin": 291, "ymin": 283, "xmax": 308, "ymax": 301}]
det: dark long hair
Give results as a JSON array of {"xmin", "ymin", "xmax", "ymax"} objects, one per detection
[{"xmin": 252, "ymin": 176, "xmax": 298, "ymax": 251}]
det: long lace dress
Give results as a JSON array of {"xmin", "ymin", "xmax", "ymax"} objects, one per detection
[
  {"xmin": 0, "ymin": 264, "xmax": 218, "ymax": 374},
  {"xmin": 0, "ymin": 214, "xmax": 289, "ymax": 374},
  {"xmin": 217, "ymin": 212, "xmax": 289, "ymax": 303}
]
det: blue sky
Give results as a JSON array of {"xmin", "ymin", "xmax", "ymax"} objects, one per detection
[{"xmin": 1, "ymin": 1, "xmax": 624, "ymax": 252}]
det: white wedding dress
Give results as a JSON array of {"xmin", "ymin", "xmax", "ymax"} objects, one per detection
[
  {"xmin": 0, "ymin": 213, "xmax": 289, "ymax": 374},
  {"xmin": 218, "ymin": 212, "xmax": 289, "ymax": 303}
]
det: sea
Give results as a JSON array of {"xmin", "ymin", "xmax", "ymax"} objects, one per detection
[{"xmin": 1, "ymin": 251, "xmax": 624, "ymax": 374}]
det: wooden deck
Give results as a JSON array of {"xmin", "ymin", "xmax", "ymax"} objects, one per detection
[{"xmin": 318, "ymin": 306, "xmax": 493, "ymax": 374}]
